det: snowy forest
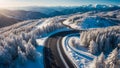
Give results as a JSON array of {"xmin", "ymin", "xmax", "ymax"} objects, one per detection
[
  {"xmin": 79, "ymin": 26, "xmax": 120, "ymax": 68},
  {"xmin": 0, "ymin": 3, "xmax": 120, "ymax": 68},
  {"xmin": 80, "ymin": 26, "xmax": 120, "ymax": 54},
  {"xmin": 0, "ymin": 17, "xmax": 65, "ymax": 68}
]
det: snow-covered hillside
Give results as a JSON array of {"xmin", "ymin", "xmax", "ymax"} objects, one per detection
[
  {"xmin": 0, "ymin": 4, "xmax": 119, "ymax": 28},
  {"xmin": 63, "ymin": 10, "xmax": 120, "ymax": 29},
  {"xmin": 0, "ymin": 6, "xmax": 120, "ymax": 68},
  {"xmin": 0, "ymin": 16, "xmax": 68, "ymax": 68}
]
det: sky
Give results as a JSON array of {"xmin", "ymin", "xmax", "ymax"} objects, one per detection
[{"xmin": 0, "ymin": 0, "xmax": 119, "ymax": 8}]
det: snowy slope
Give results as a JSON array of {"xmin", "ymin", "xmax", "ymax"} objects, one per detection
[
  {"xmin": 0, "ymin": 15, "xmax": 70, "ymax": 68},
  {"xmin": 80, "ymin": 16, "xmax": 117, "ymax": 29},
  {"xmin": 63, "ymin": 10, "xmax": 120, "ymax": 30}
]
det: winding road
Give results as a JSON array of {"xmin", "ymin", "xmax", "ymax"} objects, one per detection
[{"xmin": 44, "ymin": 30, "xmax": 84, "ymax": 68}]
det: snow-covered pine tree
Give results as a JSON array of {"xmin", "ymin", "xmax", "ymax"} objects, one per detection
[
  {"xmin": 17, "ymin": 46, "xmax": 27, "ymax": 65},
  {"xmin": 88, "ymin": 40, "xmax": 98, "ymax": 54},
  {"xmin": 97, "ymin": 52, "xmax": 105, "ymax": 68},
  {"xmin": 29, "ymin": 34, "xmax": 37, "ymax": 47},
  {"xmin": 90, "ymin": 57, "xmax": 99, "ymax": 68},
  {"xmin": 79, "ymin": 32, "xmax": 84, "ymax": 46},
  {"xmin": 25, "ymin": 41, "xmax": 37, "ymax": 61},
  {"xmin": 80, "ymin": 31, "xmax": 88, "ymax": 47},
  {"xmin": 99, "ymin": 35, "xmax": 105, "ymax": 52},
  {"xmin": 19, "ymin": 40, "xmax": 26, "ymax": 53},
  {"xmin": 105, "ymin": 48, "xmax": 120, "ymax": 68},
  {"xmin": 20, "ymin": 32, "xmax": 30, "ymax": 42},
  {"xmin": 95, "ymin": 33, "xmax": 101, "ymax": 52},
  {"xmin": 86, "ymin": 33, "xmax": 92, "ymax": 46},
  {"xmin": 90, "ymin": 52, "xmax": 105, "ymax": 68}
]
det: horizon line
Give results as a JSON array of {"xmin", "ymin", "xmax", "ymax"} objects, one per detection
[{"xmin": 0, "ymin": 4, "xmax": 119, "ymax": 9}]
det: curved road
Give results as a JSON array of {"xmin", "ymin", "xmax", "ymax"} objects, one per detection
[{"xmin": 44, "ymin": 30, "xmax": 84, "ymax": 68}]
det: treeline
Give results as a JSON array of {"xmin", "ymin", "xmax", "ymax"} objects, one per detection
[
  {"xmin": 80, "ymin": 26, "xmax": 120, "ymax": 54},
  {"xmin": 33, "ymin": 18, "xmax": 66, "ymax": 37}
]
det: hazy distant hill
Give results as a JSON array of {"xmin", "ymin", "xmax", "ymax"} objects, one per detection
[
  {"xmin": 1, "ymin": 4, "xmax": 120, "ymax": 20},
  {"xmin": 0, "ymin": 13, "xmax": 20, "ymax": 28},
  {"xmin": 0, "ymin": 9, "xmax": 48, "ymax": 28},
  {"xmin": 0, "ymin": 9, "xmax": 48, "ymax": 20},
  {"xmin": 10, "ymin": 4, "xmax": 120, "ymax": 16}
]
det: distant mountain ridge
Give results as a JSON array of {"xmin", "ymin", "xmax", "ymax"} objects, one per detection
[
  {"xmin": 10, "ymin": 4, "xmax": 120, "ymax": 14},
  {"xmin": 2, "ymin": 4, "xmax": 120, "ymax": 20},
  {"xmin": 0, "ymin": 4, "xmax": 119, "ymax": 28},
  {"xmin": 0, "ymin": 9, "xmax": 48, "ymax": 20}
]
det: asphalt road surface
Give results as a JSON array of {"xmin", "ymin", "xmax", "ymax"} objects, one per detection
[{"xmin": 44, "ymin": 30, "xmax": 84, "ymax": 68}]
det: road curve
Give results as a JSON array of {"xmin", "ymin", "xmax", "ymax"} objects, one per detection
[{"xmin": 44, "ymin": 30, "xmax": 83, "ymax": 68}]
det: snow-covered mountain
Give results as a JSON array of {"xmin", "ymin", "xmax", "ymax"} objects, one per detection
[
  {"xmin": 63, "ymin": 10, "xmax": 120, "ymax": 29},
  {"xmin": 13, "ymin": 7, "xmax": 66, "ymax": 15},
  {"xmin": 8, "ymin": 4, "xmax": 120, "ymax": 17}
]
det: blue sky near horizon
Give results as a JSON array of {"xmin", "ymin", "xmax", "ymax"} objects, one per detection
[{"xmin": 0, "ymin": 0, "xmax": 119, "ymax": 8}]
